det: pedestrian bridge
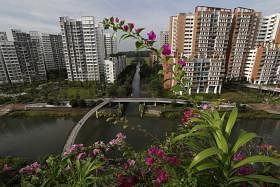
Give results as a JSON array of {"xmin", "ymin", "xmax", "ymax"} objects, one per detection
[{"xmin": 63, "ymin": 97, "xmax": 188, "ymax": 152}]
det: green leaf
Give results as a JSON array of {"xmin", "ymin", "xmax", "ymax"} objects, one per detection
[
  {"xmin": 119, "ymin": 20, "xmax": 125, "ymax": 26},
  {"xmin": 213, "ymin": 130, "xmax": 228, "ymax": 153},
  {"xmin": 158, "ymin": 69, "xmax": 163, "ymax": 75},
  {"xmin": 188, "ymin": 147, "xmax": 220, "ymax": 170},
  {"xmin": 135, "ymin": 41, "xmax": 143, "ymax": 49},
  {"xmin": 135, "ymin": 28, "xmax": 145, "ymax": 34},
  {"xmin": 195, "ymin": 162, "xmax": 219, "ymax": 171},
  {"xmin": 171, "ymin": 84, "xmax": 181, "ymax": 92},
  {"xmin": 233, "ymin": 155, "xmax": 280, "ymax": 169},
  {"xmin": 231, "ymin": 132, "xmax": 257, "ymax": 154},
  {"xmin": 229, "ymin": 175, "xmax": 280, "ymax": 185},
  {"xmin": 225, "ymin": 108, "xmax": 238, "ymax": 137},
  {"xmin": 245, "ymin": 175, "xmax": 280, "ymax": 184},
  {"xmin": 172, "ymin": 131, "xmax": 201, "ymax": 143}
]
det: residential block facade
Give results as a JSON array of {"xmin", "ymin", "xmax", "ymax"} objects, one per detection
[{"xmin": 59, "ymin": 16, "xmax": 103, "ymax": 81}]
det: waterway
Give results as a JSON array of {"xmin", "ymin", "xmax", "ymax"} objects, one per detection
[{"xmin": 0, "ymin": 63, "xmax": 279, "ymax": 159}]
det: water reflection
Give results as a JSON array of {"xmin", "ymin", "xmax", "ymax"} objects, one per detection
[{"xmin": 0, "ymin": 117, "xmax": 75, "ymax": 159}]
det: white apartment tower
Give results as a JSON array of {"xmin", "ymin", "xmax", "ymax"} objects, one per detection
[
  {"xmin": 104, "ymin": 33, "xmax": 117, "ymax": 58},
  {"xmin": 245, "ymin": 13, "xmax": 280, "ymax": 85},
  {"xmin": 12, "ymin": 29, "xmax": 47, "ymax": 82},
  {"xmin": 104, "ymin": 55, "xmax": 126, "ymax": 83},
  {"xmin": 255, "ymin": 13, "xmax": 280, "ymax": 46},
  {"xmin": 0, "ymin": 32, "xmax": 23, "ymax": 84},
  {"xmin": 59, "ymin": 16, "xmax": 103, "ymax": 81}
]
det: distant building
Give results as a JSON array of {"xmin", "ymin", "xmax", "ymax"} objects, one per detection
[
  {"xmin": 245, "ymin": 44, "xmax": 280, "ymax": 84},
  {"xmin": 165, "ymin": 6, "xmax": 280, "ymax": 93},
  {"xmin": 49, "ymin": 34, "xmax": 66, "ymax": 72},
  {"xmin": 244, "ymin": 13, "xmax": 280, "ymax": 85},
  {"xmin": 104, "ymin": 33, "xmax": 117, "ymax": 58},
  {"xmin": 159, "ymin": 31, "xmax": 169, "ymax": 46},
  {"xmin": 169, "ymin": 13, "xmax": 194, "ymax": 58},
  {"xmin": 226, "ymin": 7, "xmax": 261, "ymax": 79},
  {"xmin": 12, "ymin": 29, "xmax": 47, "ymax": 82},
  {"xmin": 0, "ymin": 32, "xmax": 23, "ymax": 84},
  {"xmin": 0, "ymin": 32, "xmax": 8, "ymax": 41},
  {"xmin": 59, "ymin": 16, "xmax": 104, "ymax": 81},
  {"xmin": 29, "ymin": 32, "xmax": 65, "ymax": 73},
  {"xmin": 255, "ymin": 13, "xmax": 280, "ymax": 46},
  {"xmin": 104, "ymin": 55, "xmax": 126, "ymax": 83},
  {"xmin": 166, "ymin": 6, "xmax": 231, "ymax": 92}
]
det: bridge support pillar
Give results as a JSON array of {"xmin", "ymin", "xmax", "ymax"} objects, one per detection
[
  {"xmin": 154, "ymin": 102, "xmax": 157, "ymax": 106},
  {"xmin": 96, "ymin": 111, "xmax": 99, "ymax": 118}
]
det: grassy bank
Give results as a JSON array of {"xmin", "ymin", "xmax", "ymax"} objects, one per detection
[
  {"xmin": 237, "ymin": 110, "xmax": 280, "ymax": 119},
  {"xmin": 4, "ymin": 109, "xmax": 88, "ymax": 118}
]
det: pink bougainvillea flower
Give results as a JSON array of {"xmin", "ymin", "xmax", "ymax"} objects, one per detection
[
  {"xmin": 156, "ymin": 169, "xmax": 168, "ymax": 185},
  {"xmin": 118, "ymin": 174, "xmax": 137, "ymax": 187},
  {"xmin": 237, "ymin": 166, "xmax": 254, "ymax": 176},
  {"xmin": 135, "ymin": 28, "xmax": 142, "ymax": 34},
  {"xmin": 147, "ymin": 31, "xmax": 156, "ymax": 41},
  {"xmin": 166, "ymin": 156, "xmax": 180, "ymax": 165},
  {"xmin": 147, "ymin": 147, "xmax": 165, "ymax": 158},
  {"xmin": 116, "ymin": 132, "xmax": 126, "ymax": 140},
  {"xmin": 145, "ymin": 157, "xmax": 155, "ymax": 165},
  {"xmin": 162, "ymin": 44, "xmax": 171, "ymax": 56},
  {"xmin": 177, "ymin": 59, "xmax": 186, "ymax": 66},
  {"xmin": 76, "ymin": 152, "xmax": 86, "ymax": 160},
  {"xmin": 63, "ymin": 143, "xmax": 84, "ymax": 156},
  {"xmin": 260, "ymin": 143, "xmax": 272, "ymax": 152},
  {"xmin": 129, "ymin": 23, "xmax": 134, "ymax": 29},
  {"xmin": 2, "ymin": 164, "xmax": 12, "ymax": 172},
  {"xmin": 181, "ymin": 108, "xmax": 193, "ymax": 124},
  {"xmin": 92, "ymin": 148, "xmax": 100, "ymax": 156},
  {"xmin": 123, "ymin": 25, "xmax": 129, "ymax": 31},
  {"xmin": 201, "ymin": 103, "xmax": 209, "ymax": 110},
  {"xmin": 127, "ymin": 159, "xmax": 136, "ymax": 167},
  {"xmin": 233, "ymin": 153, "xmax": 244, "ymax": 161},
  {"xmin": 109, "ymin": 132, "xmax": 126, "ymax": 146},
  {"xmin": 115, "ymin": 17, "xmax": 120, "ymax": 23},
  {"xmin": 19, "ymin": 162, "xmax": 41, "ymax": 174}
]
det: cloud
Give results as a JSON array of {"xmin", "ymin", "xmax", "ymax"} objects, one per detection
[{"xmin": 0, "ymin": 0, "xmax": 279, "ymax": 51}]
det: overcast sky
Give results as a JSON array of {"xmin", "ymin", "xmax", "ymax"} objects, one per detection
[{"xmin": 0, "ymin": 0, "xmax": 279, "ymax": 51}]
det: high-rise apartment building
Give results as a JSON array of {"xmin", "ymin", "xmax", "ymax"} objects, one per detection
[
  {"xmin": 104, "ymin": 55, "xmax": 126, "ymax": 83},
  {"xmin": 0, "ymin": 32, "xmax": 23, "ymax": 84},
  {"xmin": 160, "ymin": 31, "xmax": 169, "ymax": 46},
  {"xmin": 59, "ymin": 16, "xmax": 103, "ymax": 81},
  {"xmin": 226, "ymin": 7, "xmax": 261, "ymax": 79},
  {"xmin": 244, "ymin": 13, "xmax": 280, "ymax": 85},
  {"xmin": 169, "ymin": 13, "xmax": 194, "ymax": 58},
  {"xmin": 166, "ymin": 6, "xmax": 280, "ymax": 93},
  {"xmin": 29, "ymin": 32, "xmax": 66, "ymax": 73},
  {"xmin": 0, "ymin": 32, "xmax": 8, "ymax": 41},
  {"xmin": 30, "ymin": 32, "xmax": 55, "ymax": 71},
  {"xmin": 166, "ymin": 6, "xmax": 232, "ymax": 93},
  {"xmin": 255, "ymin": 13, "xmax": 280, "ymax": 46},
  {"xmin": 245, "ymin": 43, "xmax": 280, "ymax": 84},
  {"xmin": 12, "ymin": 29, "xmax": 47, "ymax": 83},
  {"xmin": 49, "ymin": 34, "xmax": 66, "ymax": 72},
  {"xmin": 29, "ymin": 31, "xmax": 47, "ymax": 81},
  {"xmin": 244, "ymin": 47, "xmax": 280, "ymax": 85},
  {"xmin": 104, "ymin": 33, "xmax": 117, "ymax": 58},
  {"xmin": 191, "ymin": 6, "xmax": 232, "ymax": 93}
]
